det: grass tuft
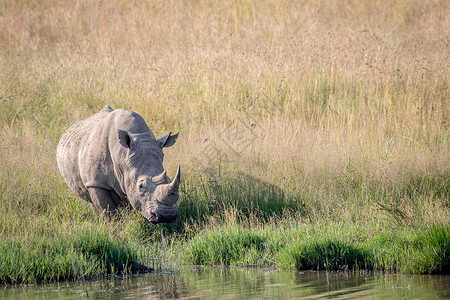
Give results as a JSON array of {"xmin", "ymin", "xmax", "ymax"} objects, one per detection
[{"xmin": 0, "ymin": 223, "xmax": 146, "ymax": 284}]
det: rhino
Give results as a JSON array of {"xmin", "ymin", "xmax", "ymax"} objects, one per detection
[{"xmin": 56, "ymin": 105, "xmax": 180, "ymax": 223}]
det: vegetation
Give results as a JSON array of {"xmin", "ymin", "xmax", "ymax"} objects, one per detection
[
  {"xmin": 0, "ymin": 0, "xmax": 448, "ymax": 283},
  {"xmin": 183, "ymin": 220, "xmax": 449, "ymax": 274},
  {"xmin": 0, "ymin": 221, "xmax": 147, "ymax": 284}
]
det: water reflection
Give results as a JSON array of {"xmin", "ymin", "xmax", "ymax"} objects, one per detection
[{"xmin": 1, "ymin": 268, "xmax": 449, "ymax": 299}]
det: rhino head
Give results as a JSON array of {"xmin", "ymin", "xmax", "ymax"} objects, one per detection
[{"xmin": 117, "ymin": 128, "xmax": 180, "ymax": 224}]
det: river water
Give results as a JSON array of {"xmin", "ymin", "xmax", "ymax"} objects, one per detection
[{"xmin": 2, "ymin": 268, "xmax": 449, "ymax": 299}]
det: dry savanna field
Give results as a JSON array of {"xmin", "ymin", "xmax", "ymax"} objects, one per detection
[{"xmin": 0, "ymin": 0, "xmax": 448, "ymax": 282}]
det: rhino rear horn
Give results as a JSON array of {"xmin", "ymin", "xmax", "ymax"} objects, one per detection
[{"xmin": 152, "ymin": 170, "xmax": 167, "ymax": 183}]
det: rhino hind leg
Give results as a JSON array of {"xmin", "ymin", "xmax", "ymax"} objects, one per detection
[{"xmin": 87, "ymin": 187, "xmax": 120, "ymax": 220}]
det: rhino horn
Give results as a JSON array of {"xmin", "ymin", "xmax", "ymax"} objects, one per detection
[
  {"xmin": 152, "ymin": 170, "xmax": 167, "ymax": 183},
  {"xmin": 169, "ymin": 165, "xmax": 180, "ymax": 192},
  {"xmin": 158, "ymin": 165, "xmax": 180, "ymax": 206}
]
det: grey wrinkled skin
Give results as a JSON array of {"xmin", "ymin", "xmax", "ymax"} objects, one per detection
[{"xmin": 56, "ymin": 105, "xmax": 180, "ymax": 223}]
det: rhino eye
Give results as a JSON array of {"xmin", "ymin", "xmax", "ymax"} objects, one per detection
[{"xmin": 138, "ymin": 182, "xmax": 145, "ymax": 194}]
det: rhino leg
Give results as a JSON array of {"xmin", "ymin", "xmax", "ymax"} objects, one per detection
[{"xmin": 87, "ymin": 187, "xmax": 119, "ymax": 220}]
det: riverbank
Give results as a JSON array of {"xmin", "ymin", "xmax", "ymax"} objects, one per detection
[
  {"xmin": 1, "ymin": 0, "xmax": 448, "ymax": 284},
  {"xmin": 1, "ymin": 217, "xmax": 449, "ymax": 284}
]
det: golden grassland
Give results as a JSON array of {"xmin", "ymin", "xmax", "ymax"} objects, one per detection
[{"xmin": 0, "ymin": 0, "xmax": 449, "ymax": 281}]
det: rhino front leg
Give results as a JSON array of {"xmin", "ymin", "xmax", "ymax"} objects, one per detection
[{"xmin": 87, "ymin": 187, "xmax": 119, "ymax": 220}]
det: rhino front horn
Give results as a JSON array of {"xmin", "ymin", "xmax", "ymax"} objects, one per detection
[{"xmin": 169, "ymin": 165, "xmax": 181, "ymax": 193}]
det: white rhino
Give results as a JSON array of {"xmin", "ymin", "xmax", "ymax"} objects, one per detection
[{"xmin": 56, "ymin": 105, "xmax": 180, "ymax": 223}]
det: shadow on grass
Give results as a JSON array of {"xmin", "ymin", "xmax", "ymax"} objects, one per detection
[{"xmin": 131, "ymin": 168, "xmax": 306, "ymax": 240}]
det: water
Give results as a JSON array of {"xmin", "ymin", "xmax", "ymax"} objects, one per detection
[{"xmin": 1, "ymin": 268, "xmax": 449, "ymax": 299}]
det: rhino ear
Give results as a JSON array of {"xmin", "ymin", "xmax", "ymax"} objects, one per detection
[
  {"xmin": 157, "ymin": 132, "xmax": 179, "ymax": 148},
  {"xmin": 118, "ymin": 130, "xmax": 135, "ymax": 150}
]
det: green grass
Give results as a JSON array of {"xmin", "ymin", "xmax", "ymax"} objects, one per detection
[
  {"xmin": 182, "ymin": 221, "xmax": 450, "ymax": 274},
  {"xmin": 0, "ymin": 221, "xmax": 148, "ymax": 284},
  {"xmin": 0, "ymin": 167, "xmax": 448, "ymax": 283}
]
